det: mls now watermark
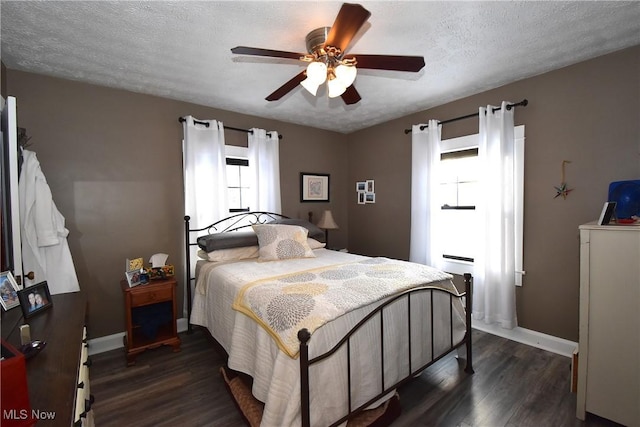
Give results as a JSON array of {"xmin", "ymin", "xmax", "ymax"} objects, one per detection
[{"xmin": 3, "ymin": 409, "xmax": 56, "ymax": 421}]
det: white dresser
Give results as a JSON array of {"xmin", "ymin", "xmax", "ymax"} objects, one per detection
[{"xmin": 577, "ymin": 222, "xmax": 640, "ymax": 426}]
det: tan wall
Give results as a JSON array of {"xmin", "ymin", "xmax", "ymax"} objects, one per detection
[
  {"xmin": 348, "ymin": 46, "xmax": 640, "ymax": 341},
  {"xmin": 5, "ymin": 71, "xmax": 348, "ymax": 338},
  {"xmin": 6, "ymin": 45, "xmax": 639, "ymax": 342}
]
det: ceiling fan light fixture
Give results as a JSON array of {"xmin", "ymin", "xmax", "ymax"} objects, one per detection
[
  {"xmin": 300, "ymin": 77, "xmax": 321, "ymax": 96},
  {"xmin": 232, "ymin": 3, "xmax": 425, "ymax": 105},
  {"xmin": 305, "ymin": 61, "xmax": 328, "ymax": 84},
  {"xmin": 335, "ymin": 63, "xmax": 357, "ymax": 87},
  {"xmin": 327, "ymin": 76, "xmax": 347, "ymax": 98}
]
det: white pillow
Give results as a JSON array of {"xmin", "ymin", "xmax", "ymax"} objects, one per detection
[
  {"xmin": 197, "ymin": 246, "xmax": 259, "ymax": 262},
  {"xmin": 307, "ymin": 238, "xmax": 326, "ymax": 249},
  {"xmin": 252, "ymin": 224, "xmax": 316, "ymax": 261}
]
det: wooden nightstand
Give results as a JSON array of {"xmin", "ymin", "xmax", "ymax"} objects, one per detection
[{"xmin": 120, "ymin": 277, "xmax": 181, "ymax": 366}]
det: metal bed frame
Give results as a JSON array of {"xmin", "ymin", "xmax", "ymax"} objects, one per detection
[{"xmin": 184, "ymin": 211, "xmax": 474, "ymax": 427}]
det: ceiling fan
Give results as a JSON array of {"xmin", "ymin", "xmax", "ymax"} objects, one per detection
[{"xmin": 231, "ymin": 3, "xmax": 425, "ymax": 105}]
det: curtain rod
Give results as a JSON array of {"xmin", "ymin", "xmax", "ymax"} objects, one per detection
[
  {"xmin": 178, "ymin": 117, "xmax": 283, "ymax": 139},
  {"xmin": 403, "ymin": 99, "xmax": 528, "ymax": 134}
]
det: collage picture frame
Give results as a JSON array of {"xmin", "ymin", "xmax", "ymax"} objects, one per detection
[{"xmin": 356, "ymin": 179, "xmax": 376, "ymax": 204}]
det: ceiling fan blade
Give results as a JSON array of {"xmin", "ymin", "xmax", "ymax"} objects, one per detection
[
  {"xmin": 265, "ymin": 71, "xmax": 307, "ymax": 101},
  {"xmin": 345, "ymin": 54, "xmax": 425, "ymax": 72},
  {"xmin": 341, "ymin": 85, "xmax": 361, "ymax": 105},
  {"xmin": 324, "ymin": 3, "xmax": 371, "ymax": 52},
  {"xmin": 231, "ymin": 46, "xmax": 304, "ymax": 60}
]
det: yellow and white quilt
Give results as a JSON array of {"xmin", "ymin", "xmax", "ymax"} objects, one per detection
[{"xmin": 232, "ymin": 257, "xmax": 455, "ymax": 357}]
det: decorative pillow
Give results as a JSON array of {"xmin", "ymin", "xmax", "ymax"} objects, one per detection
[
  {"xmin": 269, "ymin": 218, "xmax": 326, "ymax": 243},
  {"xmin": 252, "ymin": 224, "xmax": 316, "ymax": 261},
  {"xmin": 197, "ymin": 231, "xmax": 258, "ymax": 252},
  {"xmin": 198, "ymin": 246, "xmax": 260, "ymax": 262}
]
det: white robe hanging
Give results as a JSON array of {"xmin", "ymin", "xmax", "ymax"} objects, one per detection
[{"xmin": 19, "ymin": 149, "xmax": 79, "ymax": 294}]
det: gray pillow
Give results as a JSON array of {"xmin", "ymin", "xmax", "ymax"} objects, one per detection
[
  {"xmin": 197, "ymin": 231, "xmax": 258, "ymax": 252},
  {"xmin": 196, "ymin": 217, "xmax": 326, "ymax": 252}
]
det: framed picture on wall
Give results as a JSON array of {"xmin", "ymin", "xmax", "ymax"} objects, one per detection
[
  {"xmin": 300, "ymin": 173, "xmax": 330, "ymax": 202},
  {"xmin": 365, "ymin": 192, "xmax": 376, "ymax": 204},
  {"xmin": 366, "ymin": 179, "xmax": 375, "ymax": 193}
]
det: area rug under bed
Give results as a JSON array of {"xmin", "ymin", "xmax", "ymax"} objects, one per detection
[{"xmin": 220, "ymin": 366, "xmax": 401, "ymax": 427}]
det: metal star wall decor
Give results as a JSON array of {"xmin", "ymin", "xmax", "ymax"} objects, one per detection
[{"xmin": 554, "ymin": 160, "xmax": 573, "ymax": 199}]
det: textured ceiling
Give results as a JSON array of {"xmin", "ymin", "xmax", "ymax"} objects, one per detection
[{"xmin": 1, "ymin": 1, "xmax": 639, "ymax": 134}]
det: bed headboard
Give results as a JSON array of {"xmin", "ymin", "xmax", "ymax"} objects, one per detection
[
  {"xmin": 183, "ymin": 211, "xmax": 290, "ymax": 332},
  {"xmin": 187, "ymin": 211, "xmax": 290, "ymax": 235}
]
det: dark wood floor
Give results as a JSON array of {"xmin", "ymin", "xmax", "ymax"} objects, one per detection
[{"xmin": 90, "ymin": 329, "xmax": 620, "ymax": 427}]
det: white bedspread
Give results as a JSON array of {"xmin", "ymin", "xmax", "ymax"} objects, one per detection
[{"xmin": 191, "ymin": 249, "xmax": 466, "ymax": 427}]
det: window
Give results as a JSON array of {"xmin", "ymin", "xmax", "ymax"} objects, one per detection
[
  {"xmin": 438, "ymin": 125, "xmax": 525, "ymax": 285},
  {"xmin": 439, "ymin": 134, "xmax": 479, "ymax": 272},
  {"xmin": 440, "ymin": 147, "xmax": 478, "ymax": 264},
  {"xmin": 225, "ymin": 145, "xmax": 250, "ymax": 213}
]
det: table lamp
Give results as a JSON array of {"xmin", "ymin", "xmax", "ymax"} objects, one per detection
[{"xmin": 317, "ymin": 210, "xmax": 339, "ymax": 246}]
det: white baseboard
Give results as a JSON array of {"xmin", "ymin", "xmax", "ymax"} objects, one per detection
[
  {"xmin": 88, "ymin": 317, "xmax": 578, "ymax": 358},
  {"xmin": 87, "ymin": 317, "xmax": 189, "ymax": 356},
  {"xmin": 472, "ymin": 320, "xmax": 577, "ymax": 358}
]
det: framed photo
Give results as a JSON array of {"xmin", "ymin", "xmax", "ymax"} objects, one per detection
[
  {"xmin": 597, "ymin": 201, "xmax": 616, "ymax": 225},
  {"xmin": 126, "ymin": 269, "xmax": 142, "ymax": 287},
  {"xmin": 126, "ymin": 257, "xmax": 143, "ymax": 272},
  {"xmin": 17, "ymin": 281, "xmax": 52, "ymax": 318},
  {"xmin": 357, "ymin": 192, "xmax": 366, "ymax": 204},
  {"xmin": 356, "ymin": 181, "xmax": 366, "ymax": 192},
  {"xmin": 300, "ymin": 173, "xmax": 330, "ymax": 203},
  {"xmin": 365, "ymin": 192, "xmax": 376, "ymax": 204},
  {"xmin": 366, "ymin": 179, "xmax": 375, "ymax": 193},
  {"xmin": 0, "ymin": 271, "xmax": 20, "ymax": 311}
]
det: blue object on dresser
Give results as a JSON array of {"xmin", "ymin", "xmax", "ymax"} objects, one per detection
[{"xmin": 608, "ymin": 180, "xmax": 640, "ymax": 219}]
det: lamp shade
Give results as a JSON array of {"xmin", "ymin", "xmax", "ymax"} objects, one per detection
[
  {"xmin": 306, "ymin": 61, "xmax": 327, "ymax": 84},
  {"xmin": 327, "ymin": 77, "xmax": 347, "ymax": 98},
  {"xmin": 301, "ymin": 61, "xmax": 328, "ymax": 95},
  {"xmin": 317, "ymin": 210, "xmax": 339, "ymax": 230},
  {"xmin": 300, "ymin": 78, "xmax": 321, "ymax": 96},
  {"xmin": 335, "ymin": 64, "xmax": 357, "ymax": 87}
]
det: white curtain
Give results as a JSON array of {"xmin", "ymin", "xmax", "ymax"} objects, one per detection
[
  {"xmin": 409, "ymin": 120, "xmax": 443, "ymax": 269},
  {"xmin": 182, "ymin": 116, "xmax": 228, "ymax": 229},
  {"xmin": 473, "ymin": 102, "xmax": 518, "ymax": 329},
  {"xmin": 248, "ymin": 128, "xmax": 281, "ymax": 213}
]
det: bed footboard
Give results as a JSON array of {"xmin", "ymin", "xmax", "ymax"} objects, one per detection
[{"xmin": 298, "ymin": 273, "xmax": 474, "ymax": 427}]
